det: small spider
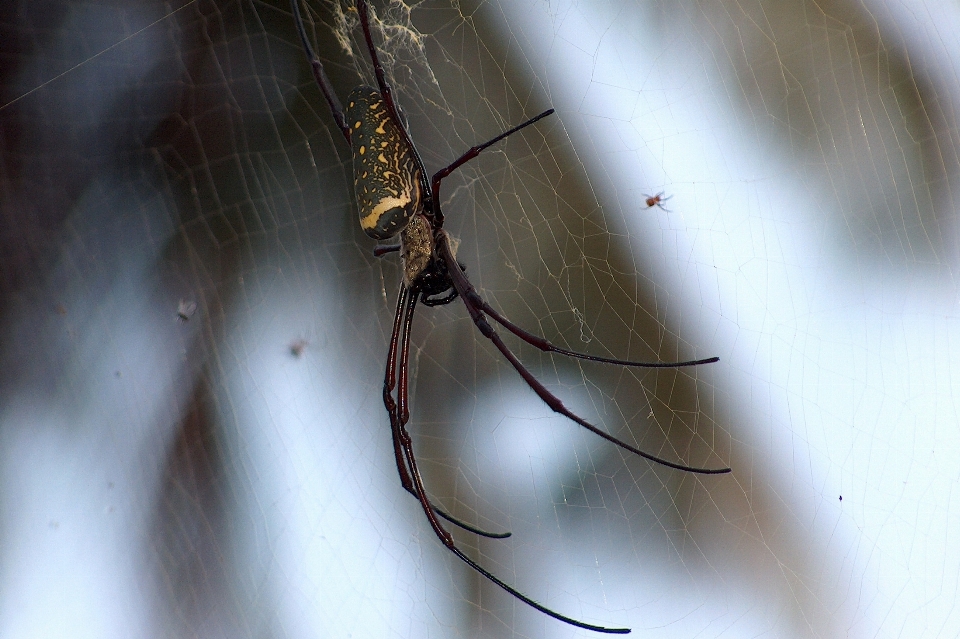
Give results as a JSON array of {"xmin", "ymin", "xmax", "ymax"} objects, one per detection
[
  {"xmin": 643, "ymin": 191, "xmax": 672, "ymax": 211},
  {"xmin": 292, "ymin": 1, "xmax": 729, "ymax": 632}
]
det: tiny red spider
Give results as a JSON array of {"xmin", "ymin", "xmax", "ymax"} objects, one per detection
[{"xmin": 643, "ymin": 191, "xmax": 672, "ymax": 211}]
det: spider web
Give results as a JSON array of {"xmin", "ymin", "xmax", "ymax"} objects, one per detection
[{"xmin": 2, "ymin": 0, "xmax": 959, "ymax": 637}]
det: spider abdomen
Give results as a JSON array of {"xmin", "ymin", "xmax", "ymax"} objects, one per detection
[{"xmin": 346, "ymin": 86, "xmax": 422, "ymax": 240}]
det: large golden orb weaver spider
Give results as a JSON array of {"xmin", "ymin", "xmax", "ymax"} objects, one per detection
[{"xmin": 292, "ymin": 0, "xmax": 731, "ymax": 632}]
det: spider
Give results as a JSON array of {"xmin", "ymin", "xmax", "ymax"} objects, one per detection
[
  {"xmin": 644, "ymin": 191, "xmax": 672, "ymax": 211},
  {"xmin": 292, "ymin": 0, "xmax": 730, "ymax": 632}
]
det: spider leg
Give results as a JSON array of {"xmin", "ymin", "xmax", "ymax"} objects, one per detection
[
  {"xmin": 393, "ymin": 288, "xmax": 629, "ymax": 634},
  {"xmin": 384, "ymin": 286, "xmax": 510, "ymax": 539},
  {"xmin": 354, "ymin": 0, "xmax": 432, "ymax": 200},
  {"xmin": 373, "ymin": 243, "xmax": 401, "ymax": 256},
  {"xmin": 433, "ymin": 505, "xmax": 510, "ymax": 539},
  {"xmin": 384, "ymin": 285, "xmax": 416, "ymax": 493},
  {"xmin": 445, "ymin": 546, "xmax": 629, "ymax": 634},
  {"xmin": 291, "ymin": 0, "xmax": 351, "ymax": 141},
  {"xmin": 436, "ymin": 233, "xmax": 731, "ymax": 475},
  {"xmin": 431, "ymin": 108, "xmax": 555, "ymax": 227},
  {"xmin": 355, "ymin": 0, "xmax": 396, "ymax": 117},
  {"xmin": 655, "ymin": 198, "xmax": 673, "ymax": 212},
  {"xmin": 468, "ymin": 291, "xmax": 719, "ymax": 368},
  {"xmin": 392, "ymin": 288, "xmax": 455, "ymax": 546}
]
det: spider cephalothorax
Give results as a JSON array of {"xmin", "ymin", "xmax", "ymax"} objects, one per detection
[{"xmin": 292, "ymin": 0, "xmax": 730, "ymax": 632}]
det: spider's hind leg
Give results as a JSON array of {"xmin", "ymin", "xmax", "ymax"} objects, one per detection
[{"xmin": 373, "ymin": 243, "xmax": 401, "ymax": 256}]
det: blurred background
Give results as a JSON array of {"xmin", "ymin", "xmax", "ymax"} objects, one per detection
[{"xmin": 2, "ymin": 0, "xmax": 959, "ymax": 637}]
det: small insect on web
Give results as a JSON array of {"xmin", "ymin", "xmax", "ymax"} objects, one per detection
[
  {"xmin": 176, "ymin": 299, "xmax": 197, "ymax": 322},
  {"xmin": 291, "ymin": 0, "xmax": 731, "ymax": 633}
]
